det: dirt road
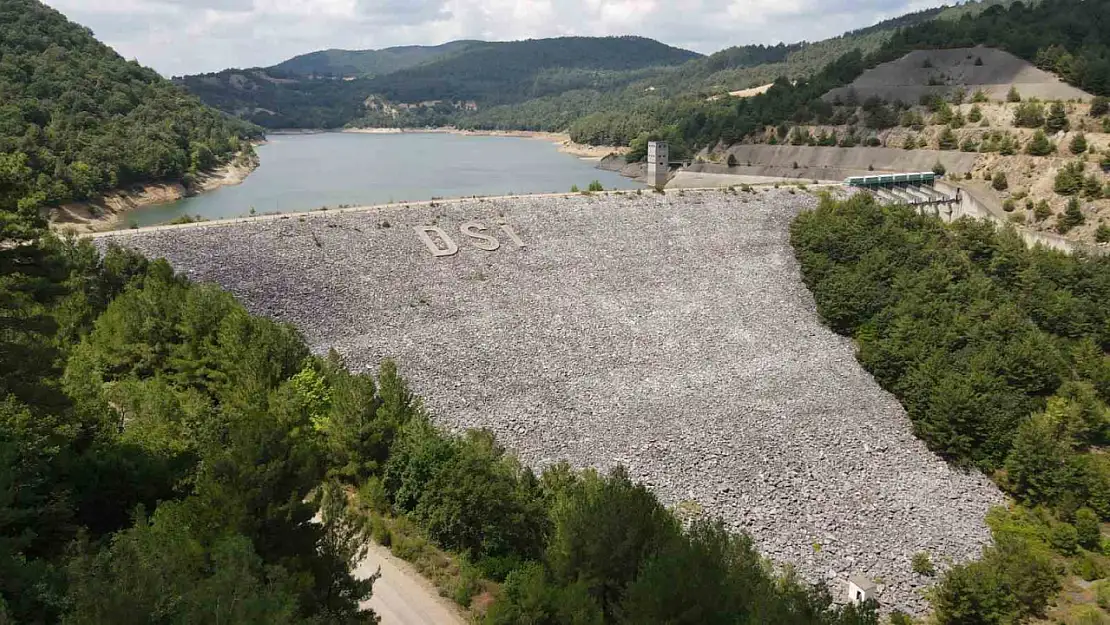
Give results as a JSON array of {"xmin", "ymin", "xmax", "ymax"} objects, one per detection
[{"xmin": 354, "ymin": 541, "xmax": 467, "ymax": 625}]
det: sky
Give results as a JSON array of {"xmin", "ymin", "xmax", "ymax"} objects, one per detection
[{"xmin": 43, "ymin": 0, "xmax": 948, "ymax": 77}]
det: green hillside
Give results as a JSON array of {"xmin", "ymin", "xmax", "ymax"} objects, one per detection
[
  {"xmin": 178, "ymin": 36, "xmax": 701, "ymax": 129},
  {"xmin": 359, "ymin": 36, "xmax": 700, "ymax": 104},
  {"xmin": 563, "ymin": 0, "xmax": 1108, "ymax": 153},
  {"xmin": 269, "ymin": 40, "xmax": 480, "ymax": 78},
  {"xmin": 179, "ymin": 1, "xmax": 1017, "ymax": 133},
  {"xmin": 0, "ymin": 0, "xmax": 261, "ymax": 216}
]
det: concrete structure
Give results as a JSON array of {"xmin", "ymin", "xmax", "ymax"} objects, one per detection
[
  {"xmin": 848, "ymin": 575, "xmax": 878, "ymax": 604},
  {"xmin": 647, "ymin": 141, "xmax": 669, "ymax": 188}
]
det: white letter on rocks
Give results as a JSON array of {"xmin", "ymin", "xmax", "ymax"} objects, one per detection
[
  {"xmin": 414, "ymin": 226, "xmax": 459, "ymax": 257},
  {"xmin": 499, "ymin": 224, "xmax": 526, "ymax": 248},
  {"xmin": 460, "ymin": 221, "xmax": 500, "ymax": 251}
]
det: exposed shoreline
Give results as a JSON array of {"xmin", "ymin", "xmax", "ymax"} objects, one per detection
[
  {"xmin": 341, "ymin": 126, "xmax": 625, "ymax": 159},
  {"xmin": 49, "ymin": 150, "xmax": 260, "ymax": 234},
  {"xmin": 52, "ymin": 129, "xmax": 624, "ymax": 232}
]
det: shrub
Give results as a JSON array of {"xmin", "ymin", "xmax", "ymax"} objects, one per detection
[
  {"xmin": 1007, "ymin": 86, "xmax": 1022, "ymax": 102},
  {"xmin": 932, "ymin": 161, "xmax": 947, "ymax": 176},
  {"xmin": 1034, "ymin": 199, "xmax": 1053, "ymax": 221},
  {"xmin": 1003, "ymin": 199, "xmax": 1017, "ymax": 212},
  {"xmin": 727, "ymin": 153, "xmax": 738, "ymax": 167},
  {"xmin": 1096, "ymin": 224, "xmax": 1110, "ymax": 244},
  {"xmin": 587, "ymin": 180, "xmax": 604, "ymax": 193},
  {"xmin": 1067, "ymin": 605, "xmax": 1110, "ymax": 625},
  {"xmin": 1091, "ymin": 96, "xmax": 1110, "ymax": 118},
  {"xmin": 1055, "ymin": 160, "xmax": 1086, "ymax": 195},
  {"xmin": 968, "ymin": 105, "xmax": 983, "ymax": 123},
  {"xmin": 1070, "ymin": 133, "xmax": 1088, "ymax": 154},
  {"xmin": 359, "ymin": 476, "xmax": 391, "ymax": 515},
  {"xmin": 972, "ymin": 89, "xmax": 988, "ymax": 102},
  {"xmin": 1072, "ymin": 551, "xmax": 1106, "ymax": 581},
  {"xmin": 1057, "ymin": 197, "xmax": 1086, "ymax": 234},
  {"xmin": 1014, "ymin": 101, "xmax": 1046, "ymax": 127},
  {"xmin": 992, "ymin": 171, "xmax": 1009, "ymax": 191},
  {"xmin": 1085, "ymin": 174, "xmax": 1104, "ymax": 199},
  {"xmin": 889, "ymin": 611, "xmax": 914, "ymax": 625},
  {"xmin": 1098, "ymin": 580, "xmax": 1110, "ymax": 609},
  {"xmin": 938, "ymin": 126, "xmax": 959, "ymax": 150},
  {"xmin": 1026, "ymin": 130, "xmax": 1054, "ymax": 156},
  {"xmin": 912, "ymin": 551, "xmax": 936, "ymax": 576},
  {"xmin": 369, "ymin": 515, "xmax": 392, "ymax": 547},
  {"xmin": 570, "ymin": 184, "xmax": 580, "ymax": 193},
  {"xmin": 961, "ymin": 137, "xmax": 979, "ymax": 152},
  {"xmin": 1047, "ymin": 101, "xmax": 1070, "ymax": 133}
]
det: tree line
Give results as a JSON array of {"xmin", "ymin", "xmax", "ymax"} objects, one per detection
[
  {"xmin": 792, "ymin": 192, "xmax": 1110, "ymax": 623},
  {"xmin": 0, "ymin": 0, "xmax": 262, "ymax": 213}
]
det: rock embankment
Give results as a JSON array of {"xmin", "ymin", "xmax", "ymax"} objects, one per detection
[{"xmin": 95, "ymin": 190, "xmax": 1005, "ymax": 615}]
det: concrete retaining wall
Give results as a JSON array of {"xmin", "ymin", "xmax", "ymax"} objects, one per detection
[{"xmin": 713, "ymin": 145, "xmax": 980, "ymax": 180}]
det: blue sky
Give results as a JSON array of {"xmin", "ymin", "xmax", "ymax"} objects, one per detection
[{"xmin": 44, "ymin": 0, "xmax": 948, "ymax": 77}]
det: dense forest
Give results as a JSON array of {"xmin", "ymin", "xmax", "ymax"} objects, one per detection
[
  {"xmin": 793, "ymin": 192, "xmax": 1110, "ymax": 623},
  {"xmin": 269, "ymin": 41, "xmax": 481, "ymax": 78},
  {"xmin": 176, "ymin": 0, "xmax": 1019, "ymax": 136},
  {"xmin": 177, "ymin": 37, "xmax": 701, "ymax": 129},
  {"xmin": 0, "ymin": 205, "xmax": 380, "ymax": 620},
  {"xmin": 0, "ymin": 0, "xmax": 262, "ymax": 210}
]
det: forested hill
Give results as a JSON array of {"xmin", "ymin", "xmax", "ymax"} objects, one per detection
[
  {"xmin": 178, "ymin": 1, "xmax": 1013, "ymax": 131},
  {"xmin": 270, "ymin": 40, "xmax": 481, "ymax": 78},
  {"xmin": 358, "ymin": 36, "xmax": 701, "ymax": 104},
  {"xmin": 0, "ymin": 0, "xmax": 261, "ymax": 216},
  {"xmin": 565, "ymin": 0, "xmax": 1110, "ymax": 154},
  {"xmin": 178, "ymin": 36, "xmax": 701, "ymax": 128}
]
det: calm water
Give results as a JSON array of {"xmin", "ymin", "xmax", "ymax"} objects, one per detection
[{"xmin": 129, "ymin": 132, "xmax": 639, "ymax": 227}]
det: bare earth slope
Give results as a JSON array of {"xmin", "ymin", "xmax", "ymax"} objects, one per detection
[
  {"xmin": 826, "ymin": 47, "xmax": 1091, "ymax": 103},
  {"xmin": 95, "ymin": 191, "xmax": 1004, "ymax": 614}
]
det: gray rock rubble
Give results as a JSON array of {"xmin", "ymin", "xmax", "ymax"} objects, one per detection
[{"xmin": 96, "ymin": 189, "xmax": 1006, "ymax": 615}]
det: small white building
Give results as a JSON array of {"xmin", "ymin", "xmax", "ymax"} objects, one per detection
[{"xmin": 847, "ymin": 575, "xmax": 877, "ymax": 604}]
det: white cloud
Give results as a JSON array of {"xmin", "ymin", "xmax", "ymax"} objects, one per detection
[{"xmin": 41, "ymin": 0, "xmax": 950, "ymax": 77}]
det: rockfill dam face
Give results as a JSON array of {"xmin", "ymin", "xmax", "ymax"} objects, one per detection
[{"xmin": 96, "ymin": 189, "xmax": 1005, "ymax": 614}]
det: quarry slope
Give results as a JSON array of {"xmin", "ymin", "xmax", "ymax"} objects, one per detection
[
  {"xmin": 95, "ymin": 190, "xmax": 1005, "ymax": 614},
  {"xmin": 826, "ymin": 47, "xmax": 1091, "ymax": 103}
]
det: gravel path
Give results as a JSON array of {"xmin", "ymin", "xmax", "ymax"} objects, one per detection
[{"xmin": 97, "ymin": 189, "xmax": 1005, "ymax": 614}]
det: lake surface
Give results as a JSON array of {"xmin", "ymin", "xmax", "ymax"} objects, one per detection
[{"xmin": 129, "ymin": 132, "xmax": 640, "ymax": 226}]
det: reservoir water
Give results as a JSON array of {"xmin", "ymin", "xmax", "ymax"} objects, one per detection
[{"xmin": 128, "ymin": 132, "xmax": 640, "ymax": 227}]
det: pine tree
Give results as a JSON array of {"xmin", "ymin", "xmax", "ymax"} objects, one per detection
[
  {"xmin": 1069, "ymin": 133, "xmax": 1087, "ymax": 154},
  {"xmin": 1058, "ymin": 197, "xmax": 1085, "ymax": 233},
  {"xmin": 1026, "ymin": 130, "xmax": 1054, "ymax": 156},
  {"xmin": 938, "ymin": 126, "xmax": 959, "ymax": 150},
  {"xmin": 1046, "ymin": 101, "xmax": 1070, "ymax": 133},
  {"xmin": 1091, "ymin": 96, "xmax": 1110, "ymax": 117}
]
